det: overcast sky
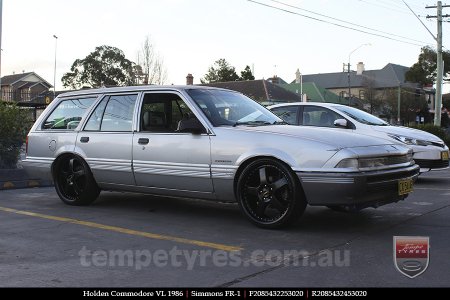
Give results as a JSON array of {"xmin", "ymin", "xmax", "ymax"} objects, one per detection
[{"xmin": 1, "ymin": 0, "xmax": 448, "ymax": 90}]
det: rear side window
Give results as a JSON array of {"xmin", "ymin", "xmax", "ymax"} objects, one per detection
[
  {"xmin": 84, "ymin": 94, "xmax": 137, "ymax": 132},
  {"xmin": 42, "ymin": 97, "xmax": 96, "ymax": 130}
]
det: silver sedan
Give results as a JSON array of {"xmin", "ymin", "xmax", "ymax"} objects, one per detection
[
  {"xmin": 24, "ymin": 86, "xmax": 419, "ymax": 228},
  {"xmin": 268, "ymin": 102, "xmax": 449, "ymax": 173}
]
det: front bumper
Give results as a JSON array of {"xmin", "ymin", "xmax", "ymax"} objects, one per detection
[
  {"xmin": 412, "ymin": 147, "xmax": 449, "ymax": 171},
  {"xmin": 297, "ymin": 164, "xmax": 420, "ymax": 209}
]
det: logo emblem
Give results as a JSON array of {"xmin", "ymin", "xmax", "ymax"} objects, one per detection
[{"xmin": 394, "ymin": 236, "xmax": 429, "ymax": 278}]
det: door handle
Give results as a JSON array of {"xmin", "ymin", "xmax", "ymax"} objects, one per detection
[
  {"xmin": 80, "ymin": 136, "xmax": 89, "ymax": 143},
  {"xmin": 138, "ymin": 138, "xmax": 149, "ymax": 145}
]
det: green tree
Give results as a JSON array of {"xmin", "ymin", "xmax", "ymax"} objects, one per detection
[
  {"xmin": 361, "ymin": 76, "xmax": 382, "ymax": 114},
  {"xmin": 0, "ymin": 103, "xmax": 31, "ymax": 169},
  {"xmin": 405, "ymin": 46, "xmax": 450, "ymax": 85},
  {"xmin": 240, "ymin": 65, "xmax": 255, "ymax": 80},
  {"xmin": 62, "ymin": 45, "xmax": 138, "ymax": 89},
  {"xmin": 201, "ymin": 58, "xmax": 239, "ymax": 83}
]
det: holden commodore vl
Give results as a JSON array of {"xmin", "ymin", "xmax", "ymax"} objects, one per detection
[{"xmin": 24, "ymin": 86, "xmax": 419, "ymax": 228}]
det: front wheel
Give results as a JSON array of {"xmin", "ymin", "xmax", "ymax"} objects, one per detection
[
  {"xmin": 53, "ymin": 155, "xmax": 100, "ymax": 206},
  {"xmin": 236, "ymin": 159, "xmax": 306, "ymax": 229}
]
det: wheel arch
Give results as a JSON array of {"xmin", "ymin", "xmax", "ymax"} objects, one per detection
[
  {"xmin": 51, "ymin": 150, "xmax": 90, "ymax": 179},
  {"xmin": 233, "ymin": 154, "xmax": 304, "ymax": 200}
]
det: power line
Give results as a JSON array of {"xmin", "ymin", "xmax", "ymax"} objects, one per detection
[
  {"xmin": 249, "ymin": 0, "xmax": 430, "ymax": 47},
  {"xmin": 402, "ymin": 0, "xmax": 436, "ymax": 40},
  {"xmin": 379, "ymin": 0, "xmax": 425, "ymax": 12},
  {"xmin": 357, "ymin": 0, "xmax": 416, "ymax": 15},
  {"xmin": 268, "ymin": 0, "xmax": 431, "ymax": 45}
]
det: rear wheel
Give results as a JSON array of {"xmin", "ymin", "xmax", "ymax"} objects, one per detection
[
  {"xmin": 53, "ymin": 155, "xmax": 100, "ymax": 206},
  {"xmin": 236, "ymin": 159, "xmax": 306, "ymax": 229}
]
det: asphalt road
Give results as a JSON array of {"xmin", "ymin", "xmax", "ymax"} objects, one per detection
[{"xmin": 0, "ymin": 169, "xmax": 449, "ymax": 287}]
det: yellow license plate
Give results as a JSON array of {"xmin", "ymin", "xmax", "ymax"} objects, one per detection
[
  {"xmin": 398, "ymin": 179, "xmax": 414, "ymax": 196},
  {"xmin": 442, "ymin": 151, "xmax": 449, "ymax": 161}
]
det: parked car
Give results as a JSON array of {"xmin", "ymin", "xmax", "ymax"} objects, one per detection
[
  {"xmin": 24, "ymin": 86, "xmax": 419, "ymax": 228},
  {"xmin": 268, "ymin": 102, "xmax": 449, "ymax": 173}
]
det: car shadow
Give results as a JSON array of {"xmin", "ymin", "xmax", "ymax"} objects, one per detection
[
  {"xmin": 90, "ymin": 191, "xmax": 387, "ymax": 237},
  {"xmin": 416, "ymin": 177, "xmax": 450, "ymax": 184}
]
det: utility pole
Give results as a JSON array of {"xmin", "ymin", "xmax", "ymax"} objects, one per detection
[
  {"xmin": 397, "ymin": 84, "xmax": 401, "ymax": 124},
  {"xmin": 53, "ymin": 35, "xmax": 58, "ymax": 100},
  {"xmin": 426, "ymin": 1, "xmax": 450, "ymax": 126}
]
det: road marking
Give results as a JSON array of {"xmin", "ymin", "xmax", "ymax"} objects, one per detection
[{"xmin": 0, "ymin": 206, "xmax": 243, "ymax": 252}]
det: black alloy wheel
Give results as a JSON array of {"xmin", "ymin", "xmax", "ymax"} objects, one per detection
[
  {"xmin": 53, "ymin": 155, "xmax": 100, "ymax": 205},
  {"xmin": 236, "ymin": 159, "xmax": 306, "ymax": 229}
]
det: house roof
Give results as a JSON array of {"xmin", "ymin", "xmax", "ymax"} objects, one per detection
[
  {"xmin": 279, "ymin": 82, "xmax": 343, "ymax": 104},
  {"xmin": 1, "ymin": 72, "xmax": 34, "ymax": 85},
  {"xmin": 201, "ymin": 80, "xmax": 302, "ymax": 103},
  {"xmin": 296, "ymin": 63, "xmax": 418, "ymax": 90},
  {"xmin": 1, "ymin": 72, "xmax": 52, "ymax": 88}
]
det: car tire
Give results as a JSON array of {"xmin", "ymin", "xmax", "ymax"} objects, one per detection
[
  {"xmin": 53, "ymin": 155, "xmax": 100, "ymax": 206},
  {"xmin": 236, "ymin": 158, "xmax": 307, "ymax": 229}
]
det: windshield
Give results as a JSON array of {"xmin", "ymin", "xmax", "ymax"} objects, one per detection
[
  {"xmin": 186, "ymin": 89, "xmax": 283, "ymax": 126},
  {"xmin": 333, "ymin": 105, "xmax": 389, "ymax": 126}
]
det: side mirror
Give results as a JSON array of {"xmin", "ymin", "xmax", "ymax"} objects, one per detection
[
  {"xmin": 334, "ymin": 119, "xmax": 348, "ymax": 128},
  {"xmin": 177, "ymin": 117, "xmax": 206, "ymax": 135}
]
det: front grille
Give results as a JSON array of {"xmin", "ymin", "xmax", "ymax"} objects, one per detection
[
  {"xmin": 414, "ymin": 159, "xmax": 449, "ymax": 169},
  {"xmin": 430, "ymin": 141, "xmax": 446, "ymax": 148},
  {"xmin": 359, "ymin": 154, "xmax": 412, "ymax": 169},
  {"xmin": 367, "ymin": 181, "xmax": 397, "ymax": 193},
  {"xmin": 366, "ymin": 168, "xmax": 419, "ymax": 184}
]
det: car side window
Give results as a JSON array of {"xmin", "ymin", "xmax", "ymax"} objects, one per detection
[
  {"xmin": 303, "ymin": 106, "xmax": 342, "ymax": 128},
  {"xmin": 140, "ymin": 93, "xmax": 199, "ymax": 133},
  {"xmin": 42, "ymin": 97, "xmax": 96, "ymax": 130},
  {"xmin": 271, "ymin": 106, "xmax": 298, "ymax": 125},
  {"xmin": 84, "ymin": 94, "xmax": 137, "ymax": 132}
]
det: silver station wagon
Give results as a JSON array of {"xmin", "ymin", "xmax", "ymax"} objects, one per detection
[{"xmin": 24, "ymin": 86, "xmax": 419, "ymax": 228}]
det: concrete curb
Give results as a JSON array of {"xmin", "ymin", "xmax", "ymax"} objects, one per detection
[
  {"xmin": 1, "ymin": 179, "xmax": 53, "ymax": 190},
  {"xmin": 0, "ymin": 169, "xmax": 53, "ymax": 190}
]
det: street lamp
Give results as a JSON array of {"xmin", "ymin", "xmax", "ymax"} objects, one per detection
[
  {"xmin": 347, "ymin": 43, "xmax": 370, "ymax": 104},
  {"xmin": 53, "ymin": 35, "xmax": 58, "ymax": 99}
]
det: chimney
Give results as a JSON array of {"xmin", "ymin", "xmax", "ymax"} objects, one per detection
[
  {"xmin": 356, "ymin": 62, "xmax": 365, "ymax": 75},
  {"xmin": 271, "ymin": 75, "xmax": 279, "ymax": 84},
  {"xmin": 295, "ymin": 69, "xmax": 301, "ymax": 84},
  {"xmin": 186, "ymin": 73, "xmax": 194, "ymax": 85}
]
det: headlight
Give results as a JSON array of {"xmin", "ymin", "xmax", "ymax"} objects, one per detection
[
  {"xmin": 335, "ymin": 158, "xmax": 358, "ymax": 168},
  {"xmin": 388, "ymin": 134, "xmax": 433, "ymax": 146}
]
